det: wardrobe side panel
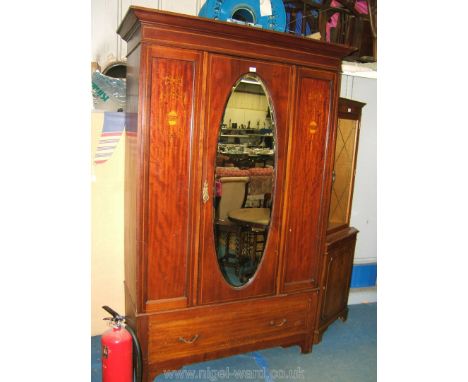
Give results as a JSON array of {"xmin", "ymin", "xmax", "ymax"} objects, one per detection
[{"xmin": 124, "ymin": 40, "xmax": 141, "ymax": 315}]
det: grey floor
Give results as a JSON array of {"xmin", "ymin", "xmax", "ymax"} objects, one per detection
[{"xmin": 92, "ymin": 302, "xmax": 376, "ymax": 382}]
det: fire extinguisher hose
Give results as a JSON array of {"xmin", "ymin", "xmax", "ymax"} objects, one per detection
[{"xmin": 125, "ymin": 323, "xmax": 142, "ymax": 382}]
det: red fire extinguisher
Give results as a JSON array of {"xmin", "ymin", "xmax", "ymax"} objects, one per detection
[{"xmin": 101, "ymin": 306, "xmax": 142, "ymax": 382}]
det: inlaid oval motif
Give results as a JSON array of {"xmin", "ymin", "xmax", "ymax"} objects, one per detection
[{"xmin": 213, "ymin": 74, "xmax": 276, "ymax": 287}]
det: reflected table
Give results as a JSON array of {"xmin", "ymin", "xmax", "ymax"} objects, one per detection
[
  {"xmin": 227, "ymin": 208, "xmax": 271, "ymax": 282},
  {"xmin": 227, "ymin": 207, "xmax": 270, "ymax": 228}
]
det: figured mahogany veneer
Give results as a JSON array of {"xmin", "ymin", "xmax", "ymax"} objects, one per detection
[
  {"xmin": 118, "ymin": 7, "xmax": 354, "ymax": 381},
  {"xmin": 282, "ymin": 68, "xmax": 335, "ymax": 293}
]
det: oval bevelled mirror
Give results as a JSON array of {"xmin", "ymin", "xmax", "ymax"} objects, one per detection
[{"xmin": 213, "ymin": 74, "xmax": 275, "ymax": 287}]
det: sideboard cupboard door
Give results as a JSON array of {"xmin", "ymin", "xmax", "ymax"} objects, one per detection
[
  {"xmin": 198, "ymin": 54, "xmax": 293, "ymax": 305},
  {"xmin": 320, "ymin": 228, "xmax": 357, "ymax": 325},
  {"xmin": 143, "ymin": 45, "xmax": 204, "ymax": 313},
  {"xmin": 281, "ymin": 68, "xmax": 338, "ymax": 293}
]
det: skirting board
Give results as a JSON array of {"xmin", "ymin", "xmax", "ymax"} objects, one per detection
[{"xmin": 348, "ymin": 287, "xmax": 377, "ymax": 305}]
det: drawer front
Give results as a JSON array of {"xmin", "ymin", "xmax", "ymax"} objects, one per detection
[{"xmin": 147, "ymin": 294, "xmax": 313, "ymax": 363}]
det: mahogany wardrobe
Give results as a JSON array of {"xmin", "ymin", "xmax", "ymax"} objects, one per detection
[{"xmin": 118, "ymin": 7, "xmax": 355, "ymax": 381}]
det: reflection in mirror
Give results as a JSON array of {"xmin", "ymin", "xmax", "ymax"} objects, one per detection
[{"xmin": 213, "ymin": 74, "xmax": 275, "ymax": 287}]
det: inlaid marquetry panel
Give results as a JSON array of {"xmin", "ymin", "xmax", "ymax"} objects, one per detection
[
  {"xmin": 282, "ymin": 69, "xmax": 333, "ymax": 292},
  {"xmin": 145, "ymin": 46, "xmax": 203, "ymax": 311}
]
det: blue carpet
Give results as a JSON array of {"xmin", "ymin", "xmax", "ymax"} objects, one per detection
[
  {"xmin": 91, "ymin": 335, "xmax": 102, "ymax": 382},
  {"xmin": 92, "ymin": 303, "xmax": 376, "ymax": 381}
]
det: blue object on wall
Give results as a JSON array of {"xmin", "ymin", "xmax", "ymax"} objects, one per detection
[
  {"xmin": 199, "ymin": 0, "xmax": 287, "ymax": 32},
  {"xmin": 350, "ymin": 263, "xmax": 377, "ymax": 288}
]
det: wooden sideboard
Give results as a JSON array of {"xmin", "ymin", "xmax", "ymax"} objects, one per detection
[
  {"xmin": 315, "ymin": 226, "xmax": 358, "ymax": 343},
  {"xmin": 315, "ymin": 97, "xmax": 366, "ymax": 343},
  {"xmin": 118, "ymin": 7, "xmax": 354, "ymax": 381}
]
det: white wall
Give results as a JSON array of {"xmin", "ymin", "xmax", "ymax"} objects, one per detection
[
  {"xmin": 340, "ymin": 75, "xmax": 377, "ymax": 265},
  {"xmin": 91, "ymin": 0, "xmax": 206, "ymax": 70},
  {"xmin": 91, "ymin": 112, "xmax": 126, "ymax": 335}
]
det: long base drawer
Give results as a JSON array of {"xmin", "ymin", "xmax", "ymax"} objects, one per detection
[{"xmin": 147, "ymin": 293, "xmax": 315, "ymax": 363}]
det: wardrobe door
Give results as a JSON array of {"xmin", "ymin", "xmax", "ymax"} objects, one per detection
[
  {"xmin": 198, "ymin": 54, "xmax": 292, "ymax": 305},
  {"xmin": 142, "ymin": 45, "xmax": 204, "ymax": 313},
  {"xmin": 281, "ymin": 68, "xmax": 338, "ymax": 293}
]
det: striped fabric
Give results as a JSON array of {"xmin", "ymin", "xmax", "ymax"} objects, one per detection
[{"xmin": 94, "ymin": 112, "xmax": 126, "ymax": 164}]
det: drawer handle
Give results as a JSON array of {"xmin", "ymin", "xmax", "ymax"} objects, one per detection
[
  {"xmin": 269, "ymin": 318, "xmax": 287, "ymax": 327},
  {"xmin": 178, "ymin": 334, "xmax": 199, "ymax": 344}
]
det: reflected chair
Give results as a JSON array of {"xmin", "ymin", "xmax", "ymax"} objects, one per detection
[
  {"xmin": 216, "ymin": 176, "xmax": 249, "ymax": 222},
  {"xmin": 214, "ymin": 176, "xmax": 250, "ymax": 277}
]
